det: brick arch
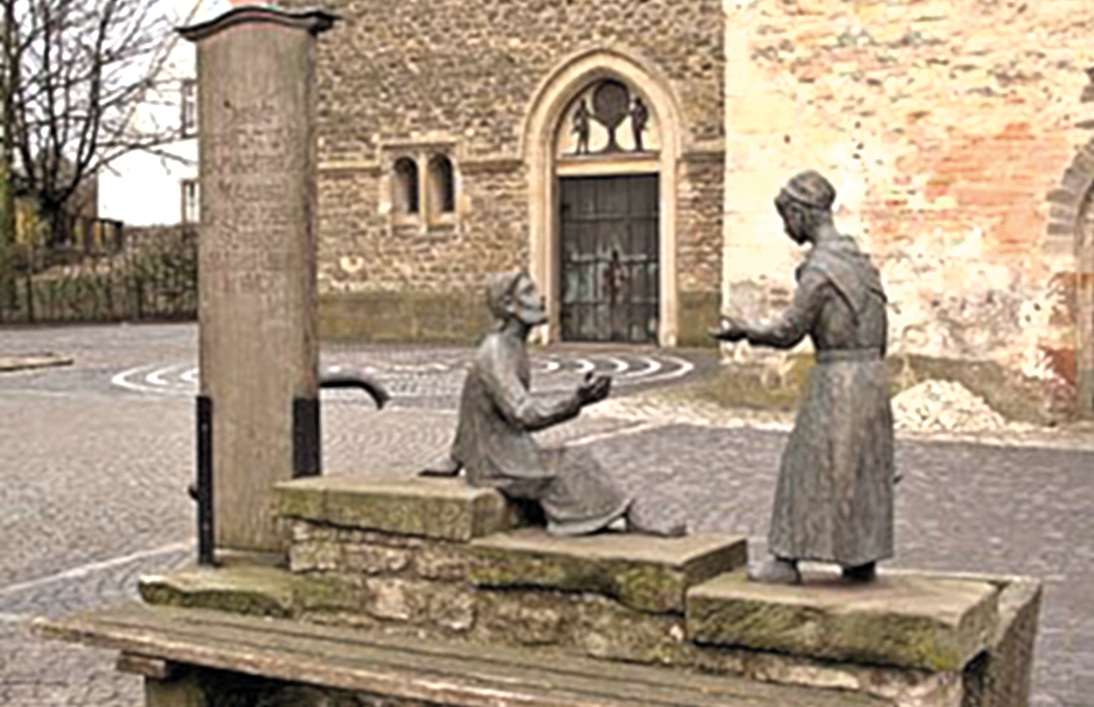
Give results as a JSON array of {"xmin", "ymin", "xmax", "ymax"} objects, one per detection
[
  {"xmin": 522, "ymin": 46, "xmax": 686, "ymax": 346},
  {"xmin": 1046, "ymin": 141, "xmax": 1094, "ymax": 414}
]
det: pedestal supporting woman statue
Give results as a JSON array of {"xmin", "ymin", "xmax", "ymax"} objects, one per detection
[{"xmin": 712, "ymin": 171, "xmax": 894, "ymax": 584}]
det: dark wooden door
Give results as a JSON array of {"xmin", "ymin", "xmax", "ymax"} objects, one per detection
[{"xmin": 559, "ymin": 175, "xmax": 659, "ymax": 343}]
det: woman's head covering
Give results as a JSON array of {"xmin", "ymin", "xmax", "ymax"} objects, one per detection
[{"xmin": 776, "ymin": 170, "xmax": 836, "ymax": 211}]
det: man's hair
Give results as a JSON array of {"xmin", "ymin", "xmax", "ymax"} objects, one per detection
[{"xmin": 485, "ymin": 272, "xmax": 526, "ymax": 322}]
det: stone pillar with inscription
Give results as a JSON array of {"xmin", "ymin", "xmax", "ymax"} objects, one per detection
[{"xmin": 180, "ymin": 7, "xmax": 336, "ymax": 553}]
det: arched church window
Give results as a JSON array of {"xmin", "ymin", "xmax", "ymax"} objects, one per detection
[
  {"xmin": 559, "ymin": 79, "xmax": 659, "ymax": 157},
  {"xmin": 427, "ymin": 154, "xmax": 456, "ymax": 219},
  {"xmin": 393, "ymin": 157, "xmax": 420, "ymax": 216}
]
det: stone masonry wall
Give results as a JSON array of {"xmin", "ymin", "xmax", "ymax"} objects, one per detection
[
  {"xmin": 275, "ymin": 0, "xmax": 726, "ymax": 342},
  {"xmin": 285, "ymin": 519, "xmax": 970, "ymax": 707},
  {"xmin": 317, "ymin": 166, "xmax": 529, "ymax": 296},
  {"xmin": 678, "ymin": 153, "xmax": 727, "ymax": 345},
  {"xmin": 680, "ymin": 155, "xmax": 726, "ymax": 295},
  {"xmin": 723, "ymin": 0, "xmax": 1094, "ymax": 413},
  {"xmin": 304, "ymin": 0, "xmax": 724, "ymax": 162}
]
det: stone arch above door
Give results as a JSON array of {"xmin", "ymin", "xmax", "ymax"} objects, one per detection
[
  {"xmin": 1046, "ymin": 141, "xmax": 1094, "ymax": 415},
  {"xmin": 522, "ymin": 47, "xmax": 685, "ymax": 346},
  {"xmin": 1074, "ymin": 181, "xmax": 1094, "ymax": 415}
]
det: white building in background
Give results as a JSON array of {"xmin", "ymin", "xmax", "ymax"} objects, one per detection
[{"xmin": 97, "ymin": 0, "xmax": 230, "ymax": 227}]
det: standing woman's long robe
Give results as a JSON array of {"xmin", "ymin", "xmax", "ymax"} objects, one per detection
[
  {"xmin": 754, "ymin": 235, "xmax": 894, "ymax": 567},
  {"xmin": 449, "ymin": 332, "xmax": 632, "ymax": 536}
]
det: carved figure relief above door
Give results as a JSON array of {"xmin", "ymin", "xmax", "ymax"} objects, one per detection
[{"xmin": 558, "ymin": 79, "xmax": 660, "ymax": 157}]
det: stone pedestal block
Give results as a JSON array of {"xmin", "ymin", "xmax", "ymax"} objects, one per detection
[
  {"xmin": 686, "ymin": 569, "xmax": 1000, "ymax": 672},
  {"xmin": 180, "ymin": 7, "xmax": 335, "ymax": 552},
  {"xmin": 139, "ymin": 564, "xmax": 360, "ymax": 619},
  {"xmin": 276, "ymin": 476, "xmax": 515, "ymax": 542},
  {"xmin": 469, "ymin": 529, "xmax": 747, "ymax": 613},
  {"xmin": 976, "ymin": 579, "xmax": 1041, "ymax": 707}
]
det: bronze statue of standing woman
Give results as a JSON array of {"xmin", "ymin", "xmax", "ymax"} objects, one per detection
[{"xmin": 712, "ymin": 171, "xmax": 894, "ymax": 584}]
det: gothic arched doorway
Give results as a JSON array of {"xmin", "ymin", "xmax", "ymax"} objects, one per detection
[
  {"xmin": 556, "ymin": 79, "xmax": 661, "ymax": 343},
  {"xmin": 523, "ymin": 49, "xmax": 684, "ymax": 346}
]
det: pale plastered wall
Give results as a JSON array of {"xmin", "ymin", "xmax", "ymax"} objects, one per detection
[{"xmin": 723, "ymin": 0, "xmax": 1094, "ymax": 405}]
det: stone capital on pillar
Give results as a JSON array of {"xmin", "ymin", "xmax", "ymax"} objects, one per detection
[{"xmin": 178, "ymin": 6, "xmax": 337, "ymax": 43}]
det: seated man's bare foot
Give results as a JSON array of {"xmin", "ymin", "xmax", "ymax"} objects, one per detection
[
  {"xmin": 419, "ymin": 458, "xmax": 462, "ymax": 477},
  {"xmin": 748, "ymin": 557, "xmax": 802, "ymax": 585},
  {"xmin": 624, "ymin": 496, "xmax": 688, "ymax": 537},
  {"xmin": 625, "ymin": 514, "xmax": 687, "ymax": 537}
]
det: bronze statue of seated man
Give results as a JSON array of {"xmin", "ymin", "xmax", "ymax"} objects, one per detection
[{"xmin": 422, "ymin": 271, "xmax": 685, "ymax": 538}]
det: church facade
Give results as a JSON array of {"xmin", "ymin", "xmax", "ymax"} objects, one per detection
[
  {"xmin": 279, "ymin": 0, "xmax": 1094, "ymax": 417},
  {"xmin": 282, "ymin": 0, "xmax": 726, "ymax": 348}
]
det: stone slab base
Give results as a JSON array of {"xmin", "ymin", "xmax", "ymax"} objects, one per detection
[
  {"xmin": 135, "ymin": 476, "xmax": 1044, "ymax": 706},
  {"xmin": 277, "ymin": 476, "xmax": 516, "ymax": 542},
  {"xmin": 139, "ymin": 564, "xmax": 360, "ymax": 618},
  {"xmin": 687, "ymin": 569, "xmax": 999, "ymax": 672},
  {"xmin": 138, "ymin": 563, "xmax": 1032, "ymax": 706},
  {"xmin": 469, "ymin": 528, "xmax": 746, "ymax": 613},
  {"xmin": 977, "ymin": 578, "xmax": 1041, "ymax": 707}
]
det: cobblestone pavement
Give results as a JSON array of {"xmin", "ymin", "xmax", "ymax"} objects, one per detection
[{"xmin": 1, "ymin": 323, "xmax": 1092, "ymax": 706}]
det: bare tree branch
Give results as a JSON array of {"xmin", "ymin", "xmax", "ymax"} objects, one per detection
[{"xmin": 6, "ymin": 0, "xmax": 179, "ymax": 245}]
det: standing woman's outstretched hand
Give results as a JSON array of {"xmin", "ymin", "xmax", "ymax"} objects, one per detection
[{"xmin": 709, "ymin": 317, "xmax": 748, "ymax": 342}]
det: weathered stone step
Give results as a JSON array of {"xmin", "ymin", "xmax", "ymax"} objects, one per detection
[
  {"xmin": 469, "ymin": 528, "xmax": 747, "ymax": 613},
  {"xmin": 686, "ymin": 569, "xmax": 1000, "ymax": 671},
  {"xmin": 139, "ymin": 564, "xmax": 358, "ymax": 618},
  {"xmin": 34, "ymin": 602, "xmax": 889, "ymax": 707},
  {"xmin": 276, "ymin": 476, "xmax": 515, "ymax": 541}
]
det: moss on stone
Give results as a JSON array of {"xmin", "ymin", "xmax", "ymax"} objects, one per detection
[
  {"xmin": 276, "ymin": 477, "xmax": 513, "ymax": 542},
  {"xmin": 277, "ymin": 484, "xmax": 327, "ymax": 524},
  {"xmin": 292, "ymin": 574, "xmax": 362, "ymax": 613},
  {"xmin": 614, "ymin": 565, "xmax": 686, "ymax": 614},
  {"xmin": 686, "ymin": 570, "xmax": 999, "ymax": 672},
  {"xmin": 139, "ymin": 566, "xmax": 297, "ymax": 617},
  {"xmin": 139, "ymin": 565, "xmax": 361, "ymax": 619},
  {"xmin": 683, "ymin": 354, "xmax": 814, "ymax": 412},
  {"xmin": 320, "ymin": 289, "xmax": 725, "ymax": 351},
  {"xmin": 469, "ymin": 532, "xmax": 747, "ymax": 614}
]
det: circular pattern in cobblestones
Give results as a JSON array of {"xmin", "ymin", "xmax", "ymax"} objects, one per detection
[{"xmin": 110, "ymin": 351, "xmax": 696, "ymax": 399}]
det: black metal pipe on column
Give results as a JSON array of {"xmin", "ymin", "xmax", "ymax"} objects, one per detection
[
  {"xmin": 189, "ymin": 367, "xmax": 388, "ymax": 563},
  {"xmin": 194, "ymin": 395, "xmax": 215, "ymax": 566}
]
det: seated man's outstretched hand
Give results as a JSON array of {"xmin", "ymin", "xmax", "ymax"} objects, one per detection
[{"xmin": 577, "ymin": 373, "xmax": 611, "ymax": 406}]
